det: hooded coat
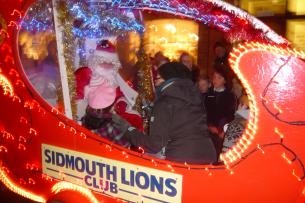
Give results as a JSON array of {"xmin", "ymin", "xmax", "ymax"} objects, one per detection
[{"xmin": 125, "ymin": 79, "xmax": 217, "ymax": 164}]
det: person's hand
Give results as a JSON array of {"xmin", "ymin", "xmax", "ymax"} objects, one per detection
[
  {"xmin": 219, "ymin": 131, "xmax": 225, "ymax": 139},
  {"xmin": 112, "ymin": 114, "xmax": 131, "ymax": 134},
  {"xmin": 208, "ymin": 126, "xmax": 219, "ymax": 135}
]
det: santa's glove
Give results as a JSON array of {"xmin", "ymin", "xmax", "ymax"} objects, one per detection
[{"xmin": 112, "ymin": 114, "xmax": 132, "ymax": 134}]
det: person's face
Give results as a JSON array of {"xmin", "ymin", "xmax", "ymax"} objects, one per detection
[
  {"xmin": 181, "ymin": 55, "xmax": 193, "ymax": 70},
  {"xmin": 155, "ymin": 73, "xmax": 165, "ymax": 87},
  {"xmin": 157, "ymin": 58, "xmax": 169, "ymax": 68},
  {"xmin": 212, "ymin": 72, "xmax": 226, "ymax": 89},
  {"xmin": 232, "ymin": 80, "xmax": 243, "ymax": 98},
  {"xmin": 215, "ymin": 46, "xmax": 226, "ymax": 58},
  {"xmin": 198, "ymin": 79, "xmax": 209, "ymax": 93},
  {"xmin": 154, "ymin": 53, "xmax": 166, "ymax": 66}
]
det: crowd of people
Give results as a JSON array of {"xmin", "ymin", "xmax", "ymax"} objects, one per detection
[
  {"xmin": 20, "ymin": 33, "xmax": 248, "ymax": 165},
  {"xmin": 76, "ymin": 40, "xmax": 249, "ymax": 165}
]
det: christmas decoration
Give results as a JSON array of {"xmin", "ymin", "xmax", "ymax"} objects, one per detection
[
  {"xmin": 56, "ymin": 0, "xmax": 77, "ymax": 118},
  {"xmin": 1, "ymin": 1, "xmax": 305, "ymax": 203}
]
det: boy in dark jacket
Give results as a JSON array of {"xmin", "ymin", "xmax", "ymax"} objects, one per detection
[
  {"xmin": 113, "ymin": 62, "xmax": 217, "ymax": 164},
  {"xmin": 205, "ymin": 67, "xmax": 236, "ymax": 158}
]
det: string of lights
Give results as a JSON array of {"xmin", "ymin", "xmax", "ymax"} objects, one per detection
[{"xmin": 0, "ymin": 1, "xmax": 304, "ymax": 202}]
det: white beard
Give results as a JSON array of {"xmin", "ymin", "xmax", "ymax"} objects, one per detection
[{"xmin": 90, "ymin": 65, "xmax": 118, "ymax": 88}]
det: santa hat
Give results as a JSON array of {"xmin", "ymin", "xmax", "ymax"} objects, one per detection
[{"xmin": 86, "ymin": 84, "xmax": 116, "ymax": 109}]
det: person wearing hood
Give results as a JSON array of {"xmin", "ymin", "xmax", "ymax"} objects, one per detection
[{"xmin": 113, "ymin": 62, "xmax": 217, "ymax": 164}]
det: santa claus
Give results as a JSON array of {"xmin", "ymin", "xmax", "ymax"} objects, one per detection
[{"xmin": 74, "ymin": 39, "xmax": 143, "ymax": 145}]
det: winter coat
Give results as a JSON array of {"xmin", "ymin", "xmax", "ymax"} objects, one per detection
[
  {"xmin": 125, "ymin": 79, "xmax": 217, "ymax": 164},
  {"xmin": 204, "ymin": 87, "xmax": 236, "ymax": 131}
]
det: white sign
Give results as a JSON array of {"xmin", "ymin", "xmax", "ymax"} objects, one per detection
[{"xmin": 42, "ymin": 144, "xmax": 183, "ymax": 203}]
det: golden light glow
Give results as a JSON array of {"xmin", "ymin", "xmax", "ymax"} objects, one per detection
[
  {"xmin": 220, "ymin": 42, "xmax": 305, "ymax": 166},
  {"xmin": 274, "ymin": 127, "xmax": 284, "ymax": 139},
  {"xmin": 0, "ymin": 74, "xmax": 14, "ymax": 97},
  {"xmin": 143, "ymin": 19, "xmax": 199, "ymax": 61},
  {"xmin": 8, "ymin": 21, "xmax": 20, "ymax": 30},
  {"xmin": 51, "ymin": 181, "xmax": 99, "ymax": 203},
  {"xmin": 286, "ymin": 19, "xmax": 305, "ymax": 51},
  {"xmin": 13, "ymin": 95, "xmax": 21, "ymax": 103},
  {"xmin": 292, "ymin": 169, "xmax": 302, "ymax": 181},
  {"xmin": 282, "ymin": 152, "xmax": 293, "ymax": 165},
  {"xmin": 288, "ymin": 0, "xmax": 305, "ymax": 15},
  {"xmin": 19, "ymin": 31, "xmax": 55, "ymax": 61},
  {"xmin": 240, "ymin": 0, "xmax": 286, "ymax": 16},
  {"xmin": 0, "ymin": 164, "xmax": 46, "ymax": 202}
]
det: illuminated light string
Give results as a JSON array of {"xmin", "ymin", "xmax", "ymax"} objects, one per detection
[
  {"xmin": 110, "ymin": 0, "xmax": 287, "ymax": 44},
  {"xmin": 20, "ymin": 116, "xmax": 29, "ymax": 125},
  {"xmin": 118, "ymin": 1, "xmax": 232, "ymax": 30},
  {"xmin": 217, "ymin": 43, "xmax": 305, "ymax": 180},
  {"xmin": 0, "ymin": 146, "xmax": 8, "ymax": 153},
  {"xmin": 21, "ymin": 19, "xmax": 51, "ymax": 33},
  {"xmin": 51, "ymin": 181, "xmax": 99, "ymax": 203},
  {"xmin": 259, "ymin": 53, "xmax": 305, "ymax": 126},
  {"xmin": 19, "ymin": 136, "xmax": 27, "ymax": 143},
  {"xmin": 220, "ymin": 44, "xmax": 259, "ymax": 165},
  {"xmin": 42, "ymin": 174, "xmax": 53, "ymax": 182},
  {"xmin": 2, "ymin": 11, "xmax": 304, "ymax": 203},
  {"xmin": 0, "ymin": 74, "xmax": 14, "ymax": 97},
  {"xmin": 292, "ymin": 169, "xmax": 302, "ymax": 182},
  {"xmin": 256, "ymin": 144, "xmax": 265, "ymax": 154},
  {"xmin": 15, "ymin": 79, "xmax": 25, "ymax": 88},
  {"xmin": 51, "ymin": 107, "xmax": 59, "ymax": 115},
  {"xmin": 274, "ymin": 127, "xmax": 284, "ymax": 140},
  {"xmin": 0, "ymin": 29, "xmax": 9, "ymax": 39},
  {"xmin": 20, "ymin": 0, "xmax": 54, "ymax": 32},
  {"xmin": 1, "ymin": 43, "xmax": 13, "ymax": 53},
  {"xmin": 67, "ymin": 3, "xmax": 145, "ymax": 38},
  {"xmin": 2, "ymin": 131, "xmax": 15, "ymax": 141},
  {"xmin": 8, "ymin": 21, "xmax": 20, "ymax": 30},
  {"xmin": 25, "ymin": 163, "xmax": 39, "ymax": 171},
  {"xmin": 11, "ymin": 9, "xmax": 22, "ymax": 19},
  {"xmin": 18, "ymin": 143, "xmax": 27, "ymax": 151},
  {"xmin": 221, "ymin": 41, "xmax": 305, "ymax": 166},
  {"xmin": 19, "ymin": 0, "xmax": 286, "ymax": 44},
  {"xmin": 0, "ymin": 167, "xmax": 46, "ymax": 202},
  {"xmin": 282, "ymin": 153, "xmax": 293, "ymax": 165},
  {"xmin": 9, "ymin": 69, "xmax": 20, "ymax": 77}
]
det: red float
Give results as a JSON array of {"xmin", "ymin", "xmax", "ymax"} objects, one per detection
[{"xmin": 0, "ymin": 0, "xmax": 305, "ymax": 202}]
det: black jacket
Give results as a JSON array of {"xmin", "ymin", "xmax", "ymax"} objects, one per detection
[
  {"xmin": 125, "ymin": 79, "xmax": 217, "ymax": 164},
  {"xmin": 205, "ymin": 87, "xmax": 236, "ymax": 130}
]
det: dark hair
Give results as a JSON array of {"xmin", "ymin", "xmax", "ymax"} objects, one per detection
[
  {"xmin": 214, "ymin": 67, "xmax": 227, "ymax": 81},
  {"xmin": 213, "ymin": 64, "xmax": 234, "ymax": 89},
  {"xmin": 158, "ymin": 62, "xmax": 192, "ymax": 81},
  {"xmin": 179, "ymin": 52, "xmax": 193, "ymax": 62},
  {"xmin": 197, "ymin": 74, "xmax": 209, "ymax": 82},
  {"xmin": 213, "ymin": 41, "xmax": 226, "ymax": 50}
]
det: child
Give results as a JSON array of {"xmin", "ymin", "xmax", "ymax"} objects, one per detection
[
  {"xmin": 197, "ymin": 75, "xmax": 210, "ymax": 103},
  {"xmin": 222, "ymin": 94, "xmax": 249, "ymax": 152},
  {"xmin": 205, "ymin": 67, "xmax": 236, "ymax": 158}
]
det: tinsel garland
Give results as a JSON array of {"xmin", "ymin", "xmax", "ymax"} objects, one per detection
[
  {"xmin": 56, "ymin": 0, "xmax": 77, "ymax": 119},
  {"xmin": 135, "ymin": 46, "xmax": 155, "ymax": 132}
]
